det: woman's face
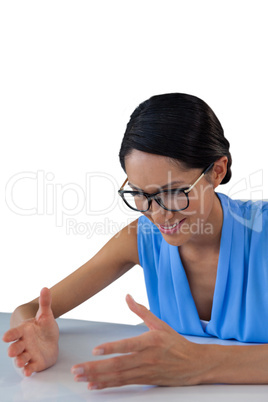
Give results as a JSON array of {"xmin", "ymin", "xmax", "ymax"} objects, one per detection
[{"xmin": 125, "ymin": 149, "xmax": 218, "ymax": 247}]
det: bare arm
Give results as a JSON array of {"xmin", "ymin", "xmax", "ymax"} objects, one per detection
[
  {"xmin": 10, "ymin": 217, "xmax": 140, "ymax": 326},
  {"xmin": 201, "ymin": 343, "xmax": 268, "ymax": 384},
  {"xmin": 3, "ymin": 218, "xmax": 140, "ymax": 376}
]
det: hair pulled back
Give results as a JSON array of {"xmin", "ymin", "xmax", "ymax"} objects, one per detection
[{"xmin": 119, "ymin": 93, "xmax": 232, "ymax": 185}]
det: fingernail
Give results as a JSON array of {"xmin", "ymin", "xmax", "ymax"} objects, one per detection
[
  {"xmin": 75, "ymin": 376, "xmax": 88, "ymax": 382},
  {"xmin": 89, "ymin": 384, "xmax": 98, "ymax": 390},
  {"xmin": 72, "ymin": 367, "xmax": 84, "ymax": 375},
  {"xmin": 92, "ymin": 348, "xmax": 104, "ymax": 356}
]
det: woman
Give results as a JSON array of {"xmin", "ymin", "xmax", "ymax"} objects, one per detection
[{"xmin": 3, "ymin": 93, "xmax": 268, "ymax": 389}]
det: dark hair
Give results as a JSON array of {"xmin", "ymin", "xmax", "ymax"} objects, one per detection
[{"xmin": 119, "ymin": 93, "xmax": 232, "ymax": 185}]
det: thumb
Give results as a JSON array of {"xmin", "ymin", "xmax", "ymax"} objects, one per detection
[
  {"xmin": 36, "ymin": 287, "xmax": 52, "ymax": 320},
  {"xmin": 126, "ymin": 294, "xmax": 169, "ymax": 331}
]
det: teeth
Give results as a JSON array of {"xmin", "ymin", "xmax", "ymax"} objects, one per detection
[{"xmin": 162, "ymin": 222, "xmax": 177, "ymax": 229}]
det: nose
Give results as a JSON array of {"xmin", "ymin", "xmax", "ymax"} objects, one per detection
[{"xmin": 146, "ymin": 199, "xmax": 175, "ymax": 221}]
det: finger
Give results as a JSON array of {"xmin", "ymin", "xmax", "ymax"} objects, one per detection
[
  {"xmin": 72, "ymin": 351, "xmax": 140, "ymax": 380},
  {"xmin": 15, "ymin": 351, "xmax": 31, "ymax": 368},
  {"xmin": 2, "ymin": 326, "xmax": 23, "ymax": 343},
  {"xmin": 36, "ymin": 287, "xmax": 52, "ymax": 319},
  {"xmin": 8, "ymin": 340, "xmax": 25, "ymax": 358},
  {"xmin": 126, "ymin": 294, "xmax": 174, "ymax": 333},
  {"xmin": 86, "ymin": 366, "xmax": 154, "ymax": 390},
  {"xmin": 23, "ymin": 361, "xmax": 37, "ymax": 377},
  {"xmin": 92, "ymin": 331, "xmax": 152, "ymax": 356}
]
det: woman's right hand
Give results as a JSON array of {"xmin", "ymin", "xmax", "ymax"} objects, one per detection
[{"xmin": 2, "ymin": 287, "xmax": 59, "ymax": 377}]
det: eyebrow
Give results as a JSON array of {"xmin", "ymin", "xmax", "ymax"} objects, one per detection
[{"xmin": 128, "ymin": 180, "xmax": 185, "ymax": 191}]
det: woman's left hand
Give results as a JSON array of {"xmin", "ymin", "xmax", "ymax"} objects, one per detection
[{"xmin": 71, "ymin": 295, "xmax": 208, "ymax": 390}]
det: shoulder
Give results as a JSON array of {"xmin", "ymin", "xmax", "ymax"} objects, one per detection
[
  {"xmin": 115, "ymin": 218, "xmax": 140, "ymax": 265},
  {"xmin": 217, "ymin": 192, "xmax": 268, "ymax": 235},
  {"xmin": 94, "ymin": 218, "xmax": 141, "ymax": 267}
]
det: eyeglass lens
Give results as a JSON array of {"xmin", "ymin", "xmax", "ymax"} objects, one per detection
[{"xmin": 122, "ymin": 190, "xmax": 188, "ymax": 212}]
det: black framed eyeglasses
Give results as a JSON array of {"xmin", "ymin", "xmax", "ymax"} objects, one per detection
[{"xmin": 118, "ymin": 163, "xmax": 214, "ymax": 212}]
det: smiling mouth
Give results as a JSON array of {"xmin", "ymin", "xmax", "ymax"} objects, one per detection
[
  {"xmin": 160, "ymin": 222, "xmax": 178, "ymax": 230},
  {"xmin": 158, "ymin": 218, "xmax": 186, "ymax": 232}
]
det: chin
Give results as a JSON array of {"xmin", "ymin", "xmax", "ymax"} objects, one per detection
[{"xmin": 161, "ymin": 233, "xmax": 189, "ymax": 247}]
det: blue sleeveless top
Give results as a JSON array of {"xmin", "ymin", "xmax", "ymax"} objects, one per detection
[{"xmin": 137, "ymin": 192, "xmax": 268, "ymax": 343}]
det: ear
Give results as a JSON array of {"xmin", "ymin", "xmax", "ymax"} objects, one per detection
[{"xmin": 212, "ymin": 156, "xmax": 228, "ymax": 189}]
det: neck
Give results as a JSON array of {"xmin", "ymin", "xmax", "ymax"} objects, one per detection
[{"xmin": 183, "ymin": 192, "xmax": 223, "ymax": 254}]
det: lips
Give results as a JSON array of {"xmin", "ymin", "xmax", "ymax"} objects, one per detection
[
  {"xmin": 158, "ymin": 218, "xmax": 186, "ymax": 235},
  {"xmin": 160, "ymin": 222, "xmax": 178, "ymax": 230}
]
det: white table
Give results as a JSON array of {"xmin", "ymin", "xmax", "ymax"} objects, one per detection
[{"xmin": 1, "ymin": 312, "xmax": 268, "ymax": 401}]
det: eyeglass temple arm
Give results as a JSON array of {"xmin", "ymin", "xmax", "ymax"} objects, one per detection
[
  {"xmin": 184, "ymin": 163, "xmax": 214, "ymax": 194},
  {"xmin": 184, "ymin": 174, "xmax": 205, "ymax": 194},
  {"xmin": 120, "ymin": 177, "xmax": 128, "ymax": 190},
  {"xmin": 120, "ymin": 163, "xmax": 214, "ymax": 193}
]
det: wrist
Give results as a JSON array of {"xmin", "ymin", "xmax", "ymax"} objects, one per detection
[
  {"xmin": 10, "ymin": 303, "xmax": 38, "ymax": 328},
  {"xmin": 178, "ymin": 341, "xmax": 221, "ymax": 386},
  {"xmin": 197, "ymin": 344, "xmax": 224, "ymax": 384}
]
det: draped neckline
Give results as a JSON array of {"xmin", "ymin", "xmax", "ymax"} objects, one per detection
[{"xmin": 159, "ymin": 192, "xmax": 234, "ymax": 336}]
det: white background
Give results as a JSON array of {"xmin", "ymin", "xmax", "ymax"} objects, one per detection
[{"xmin": 1, "ymin": 1, "xmax": 268, "ymax": 325}]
